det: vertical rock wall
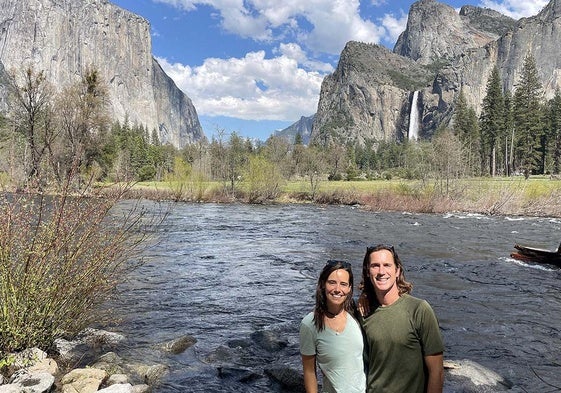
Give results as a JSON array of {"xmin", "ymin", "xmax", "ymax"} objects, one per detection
[{"xmin": 0, "ymin": 0, "xmax": 204, "ymax": 148}]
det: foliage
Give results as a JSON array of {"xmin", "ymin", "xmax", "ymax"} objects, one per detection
[
  {"xmin": 480, "ymin": 66, "xmax": 505, "ymax": 177},
  {"xmin": 0, "ymin": 180, "xmax": 161, "ymax": 355},
  {"xmin": 454, "ymin": 88, "xmax": 481, "ymax": 176},
  {"xmin": 544, "ymin": 90, "xmax": 561, "ymax": 175},
  {"xmin": 243, "ymin": 155, "xmax": 284, "ymax": 203},
  {"xmin": 513, "ymin": 54, "xmax": 545, "ymax": 178}
]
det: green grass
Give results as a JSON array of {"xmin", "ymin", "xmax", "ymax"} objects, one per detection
[{"xmin": 130, "ymin": 175, "xmax": 561, "ymax": 217}]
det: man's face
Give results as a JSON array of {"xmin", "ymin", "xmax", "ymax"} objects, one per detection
[{"xmin": 368, "ymin": 249, "xmax": 400, "ymax": 294}]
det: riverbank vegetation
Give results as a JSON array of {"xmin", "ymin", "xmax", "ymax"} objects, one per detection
[
  {"xmin": 0, "ymin": 177, "xmax": 162, "ymax": 360},
  {"xmin": 128, "ymin": 175, "xmax": 561, "ymax": 218}
]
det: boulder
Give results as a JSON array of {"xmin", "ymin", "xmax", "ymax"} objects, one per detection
[
  {"xmin": 60, "ymin": 367, "xmax": 107, "ymax": 393},
  {"xmin": 444, "ymin": 359, "xmax": 513, "ymax": 392}
]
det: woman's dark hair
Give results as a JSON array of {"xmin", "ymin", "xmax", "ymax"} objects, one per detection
[
  {"xmin": 361, "ymin": 244, "xmax": 412, "ymax": 307},
  {"xmin": 313, "ymin": 260, "xmax": 355, "ymax": 331}
]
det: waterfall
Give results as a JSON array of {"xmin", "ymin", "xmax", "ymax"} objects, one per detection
[{"xmin": 408, "ymin": 91, "xmax": 420, "ymax": 141}]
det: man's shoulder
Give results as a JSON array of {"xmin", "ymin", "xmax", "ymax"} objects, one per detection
[{"xmin": 400, "ymin": 294, "xmax": 433, "ymax": 311}]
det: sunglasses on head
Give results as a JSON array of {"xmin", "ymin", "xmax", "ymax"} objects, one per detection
[
  {"xmin": 326, "ymin": 259, "xmax": 351, "ymax": 269},
  {"xmin": 366, "ymin": 244, "xmax": 395, "ymax": 253}
]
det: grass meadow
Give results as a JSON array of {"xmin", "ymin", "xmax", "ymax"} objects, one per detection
[{"xmin": 130, "ymin": 175, "xmax": 561, "ymax": 218}]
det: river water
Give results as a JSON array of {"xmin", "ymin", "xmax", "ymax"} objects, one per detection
[{"xmin": 106, "ymin": 201, "xmax": 561, "ymax": 392}]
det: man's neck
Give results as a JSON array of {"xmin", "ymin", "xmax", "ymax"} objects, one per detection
[{"xmin": 376, "ymin": 289, "xmax": 400, "ymax": 306}]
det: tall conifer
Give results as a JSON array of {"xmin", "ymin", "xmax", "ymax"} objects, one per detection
[
  {"xmin": 479, "ymin": 66, "xmax": 505, "ymax": 176},
  {"xmin": 513, "ymin": 54, "xmax": 544, "ymax": 177}
]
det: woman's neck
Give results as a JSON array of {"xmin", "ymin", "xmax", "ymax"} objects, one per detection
[{"xmin": 325, "ymin": 307, "xmax": 345, "ymax": 318}]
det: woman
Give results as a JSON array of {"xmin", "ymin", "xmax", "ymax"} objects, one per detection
[{"xmin": 299, "ymin": 260, "xmax": 366, "ymax": 393}]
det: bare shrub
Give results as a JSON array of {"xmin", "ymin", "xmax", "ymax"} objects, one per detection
[{"xmin": 0, "ymin": 182, "xmax": 162, "ymax": 355}]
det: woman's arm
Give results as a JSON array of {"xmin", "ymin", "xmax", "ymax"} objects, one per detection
[{"xmin": 301, "ymin": 354, "xmax": 318, "ymax": 393}]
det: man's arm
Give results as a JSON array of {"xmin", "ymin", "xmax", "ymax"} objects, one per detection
[
  {"xmin": 301, "ymin": 354, "xmax": 318, "ymax": 393},
  {"xmin": 424, "ymin": 352, "xmax": 444, "ymax": 393}
]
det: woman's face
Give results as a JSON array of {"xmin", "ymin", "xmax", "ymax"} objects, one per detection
[{"xmin": 324, "ymin": 268, "xmax": 351, "ymax": 308}]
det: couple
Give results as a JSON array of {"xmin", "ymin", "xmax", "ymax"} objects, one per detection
[{"xmin": 299, "ymin": 244, "xmax": 444, "ymax": 393}]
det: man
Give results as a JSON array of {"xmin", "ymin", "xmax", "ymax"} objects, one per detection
[{"xmin": 359, "ymin": 244, "xmax": 444, "ymax": 393}]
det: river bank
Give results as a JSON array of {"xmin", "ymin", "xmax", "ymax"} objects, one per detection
[{"xmin": 127, "ymin": 176, "xmax": 561, "ymax": 218}]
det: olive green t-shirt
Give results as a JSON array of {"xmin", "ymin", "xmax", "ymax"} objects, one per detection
[{"xmin": 361, "ymin": 294, "xmax": 444, "ymax": 393}]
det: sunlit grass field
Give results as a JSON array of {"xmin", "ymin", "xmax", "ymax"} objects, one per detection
[{"xmin": 133, "ymin": 175, "xmax": 561, "ymax": 217}]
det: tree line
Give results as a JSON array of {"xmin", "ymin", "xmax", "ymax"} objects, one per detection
[
  {"xmin": 0, "ymin": 55, "xmax": 558, "ymax": 198},
  {"xmin": 455, "ymin": 54, "xmax": 561, "ymax": 179}
]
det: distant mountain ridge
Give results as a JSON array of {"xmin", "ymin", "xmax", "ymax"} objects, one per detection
[
  {"xmin": 310, "ymin": 0, "xmax": 558, "ymax": 146},
  {"xmin": 0, "ymin": 0, "xmax": 204, "ymax": 148},
  {"xmin": 274, "ymin": 115, "xmax": 315, "ymax": 145}
]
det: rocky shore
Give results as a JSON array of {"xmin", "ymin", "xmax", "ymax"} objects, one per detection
[
  {"xmin": 0, "ymin": 327, "xmax": 516, "ymax": 393},
  {"xmin": 0, "ymin": 328, "xmax": 184, "ymax": 393}
]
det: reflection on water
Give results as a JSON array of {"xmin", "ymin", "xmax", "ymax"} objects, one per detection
[{"xmin": 108, "ymin": 202, "xmax": 561, "ymax": 392}]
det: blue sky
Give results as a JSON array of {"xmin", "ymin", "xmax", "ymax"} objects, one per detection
[{"xmin": 110, "ymin": 0, "xmax": 547, "ymax": 141}]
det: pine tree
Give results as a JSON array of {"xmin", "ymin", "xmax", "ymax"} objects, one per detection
[
  {"xmin": 503, "ymin": 91, "xmax": 515, "ymax": 176},
  {"xmin": 479, "ymin": 66, "xmax": 505, "ymax": 176},
  {"xmin": 454, "ymin": 89, "xmax": 480, "ymax": 176},
  {"xmin": 545, "ymin": 90, "xmax": 561, "ymax": 175},
  {"xmin": 513, "ymin": 54, "xmax": 544, "ymax": 178}
]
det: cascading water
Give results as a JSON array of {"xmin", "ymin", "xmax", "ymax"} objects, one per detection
[{"xmin": 408, "ymin": 91, "xmax": 420, "ymax": 140}]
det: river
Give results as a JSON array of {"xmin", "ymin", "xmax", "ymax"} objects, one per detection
[{"xmin": 106, "ymin": 201, "xmax": 561, "ymax": 392}]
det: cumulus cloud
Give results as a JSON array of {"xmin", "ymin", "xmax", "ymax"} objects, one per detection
[
  {"xmin": 479, "ymin": 0, "xmax": 548, "ymax": 19},
  {"xmin": 155, "ymin": 0, "xmax": 386, "ymax": 54},
  {"xmin": 156, "ymin": 51, "xmax": 325, "ymax": 120},
  {"xmin": 380, "ymin": 11, "xmax": 408, "ymax": 45},
  {"xmin": 151, "ymin": 0, "xmax": 391, "ymax": 122},
  {"xmin": 150, "ymin": 0, "xmax": 547, "ymax": 125}
]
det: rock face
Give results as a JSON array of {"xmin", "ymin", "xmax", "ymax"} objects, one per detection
[
  {"xmin": 0, "ymin": 0, "xmax": 204, "ymax": 148},
  {"xmin": 274, "ymin": 114, "xmax": 315, "ymax": 145},
  {"xmin": 311, "ymin": 0, "xmax": 559, "ymax": 146},
  {"xmin": 313, "ymin": 41, "xmax": 433, "ymax": 146},
  {"xmin": 394, "ymin": 0, "xmax": 515, "ymax": 64}
]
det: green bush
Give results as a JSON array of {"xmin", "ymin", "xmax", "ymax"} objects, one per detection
[{"xmin": 0, "ymin": 184, "xmax": 160, "ymax": 356}]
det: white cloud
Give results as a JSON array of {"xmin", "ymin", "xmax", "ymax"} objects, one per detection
[
  {"xmin": 155, "ymin": 0, "xmax": 386, "ymax": 54},
  {"xmin": 381, "ymin": 11, "xmax": 408, "ymax": 45},
  {"xmin": 150, "ymin": 0, "xmax": 548, "ymax": 127},
  {"xmin": 479, "ymin": 0, "xmax": 548, "ymax": 19},
  {"xmin": 156, "ymin": 52, "xmax": 325, "ymax": 120},
  {"xmin": 275, "ymin": 42, "xmax": 335, "ymax": 73}
]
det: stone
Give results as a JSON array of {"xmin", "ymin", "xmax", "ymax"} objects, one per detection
[
  {"xmin": 130, "ymin": 385, "xmax": 151, "ymax": 393},
  {"xmin": 106, "ymin": 374, "xmax": 129, "ymax": 385},
  {"xmin": 9, "ymin": 370, "xmax": 55, "ymax": 393},
  {"xmin": 250, "ymin": 329, "xmax": 288, "ymax": 352},
  {"xmin": 158, "ymin": 335, "xmax": 197, "ymax": 354},
  {"xmin": 127, "ymin": 363, "xmax": 169, "ymax": 385},
  {"xmin": 444, "ymin": 359, "xmax": 513, "ymax": 392},
  {"xmin": 97, "ymin": 383, "xmax": 133, "ymax": 393},
  {"xmin": 264, "ymin": 366, "xmax": 305, "ymax": 392},
  {"xmin": 60, "ymin": 368, "xmax": 107, "ymax": 393}
]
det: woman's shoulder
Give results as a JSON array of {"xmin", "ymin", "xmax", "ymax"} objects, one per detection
[{"xmin": 301, "ymin": 311, "xmax": 315, "ymax": 325}]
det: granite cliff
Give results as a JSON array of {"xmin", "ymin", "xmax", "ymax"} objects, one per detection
[
  {"xmin": 0, "ymin": 0, "xmax": 204, "ymax": 148},
  {"xmin": 274, "ymin": 115, "xmax": 315, "ymax": 145},
  {"xmin": 311, "ymin": 0, "xmax": 558, "ymax": 146}
]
